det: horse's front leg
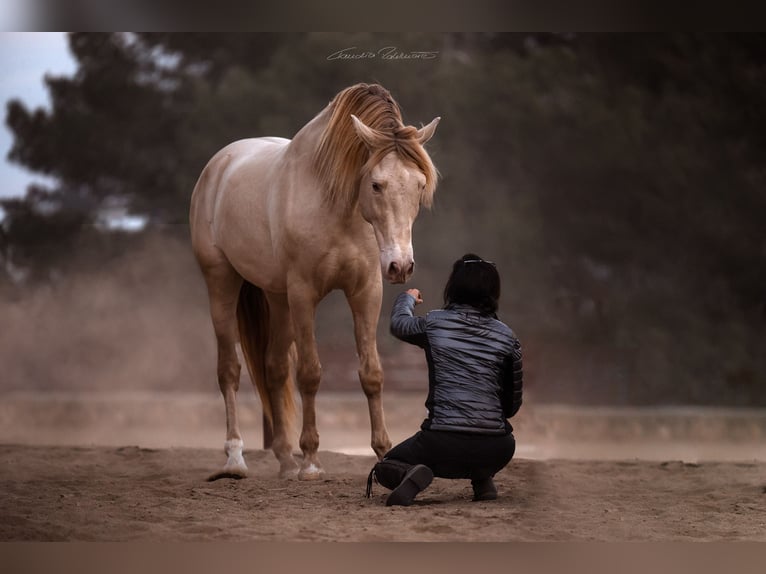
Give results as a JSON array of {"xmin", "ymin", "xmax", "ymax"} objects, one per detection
[
  {"xmin": 347, "ymin": 282, "xmax": 392, "ymax": 460},
  {"xmin": 288, "ymin": 284, "xmax": 325, "ymax": 480}
]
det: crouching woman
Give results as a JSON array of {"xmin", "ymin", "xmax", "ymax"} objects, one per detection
[{"xmin": 367, "ymin": 254, "xmax": 523, "ymax": 506}]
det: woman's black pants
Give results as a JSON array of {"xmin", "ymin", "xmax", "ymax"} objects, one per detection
[{"xmin": 371, "ymin": 429, "xmax": 515, "ymax": 491}]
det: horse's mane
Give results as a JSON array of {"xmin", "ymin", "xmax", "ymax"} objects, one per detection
[{"xmin": 313, "ymin": 83, "xmax": 438, "ymax": 211}]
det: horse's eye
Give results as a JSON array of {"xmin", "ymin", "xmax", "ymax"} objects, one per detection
[{"xmin": 372, "ymin": 182, "xmax": 382, "ymax": 193}]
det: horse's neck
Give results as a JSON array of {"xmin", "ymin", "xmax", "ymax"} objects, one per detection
[{"xmin": 282, "ymin": 108, "xmax": 357, "ymax": 225}]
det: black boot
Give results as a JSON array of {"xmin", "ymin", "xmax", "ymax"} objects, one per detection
[
  {"xmin": 471, "ymin": 477, "xmax": 498, "ymax": 501},
  {"xmin": 366, "ymin": 458, "xmax": 411, "ymax": 497},
  {"xmin": 366, "ymin": 459, "xmax": 433, "ymax": 506},
  {"xmin": 385, "ymin": 464, "xmax": 433, "ymax": 506}
]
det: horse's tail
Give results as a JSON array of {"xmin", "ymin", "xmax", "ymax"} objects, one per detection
[{"xmin": 236, "ymin": 281, "xmax": 297, "ymax": 448}]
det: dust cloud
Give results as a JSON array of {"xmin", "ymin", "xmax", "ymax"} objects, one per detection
[
  {"xmin": 0, "ymin": 230, "xmax": 215, "ymax": 392},
  {"xmin": 0, "ymin": 229, "xmax": 418, "ymax": 394},
  {"xmin": 1, "ymin": 230, "xmax": 765, "ymax": 462}
]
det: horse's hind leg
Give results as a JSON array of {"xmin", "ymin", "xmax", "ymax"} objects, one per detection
[
  {"xmin": 263, "ymin": 292, "xmax": 300, "ymax": 479},
  {"xmin": 201, "ymin": 261, "xmax": 247, "ymax": 480}
]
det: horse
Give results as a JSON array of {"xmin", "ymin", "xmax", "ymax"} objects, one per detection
[{"xmin": 189, "ymin": 83, "xmax": 440, "ymax": 480}]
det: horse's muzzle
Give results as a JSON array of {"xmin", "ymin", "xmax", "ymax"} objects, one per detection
[{"xmin": 385, "ymin": 260, "xmax": 415, "ymax": 284}]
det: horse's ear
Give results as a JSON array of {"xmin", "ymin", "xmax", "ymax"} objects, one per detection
[
  {"xmin": 351, "ymin": 114, "xmax": 386, "ymax": 148},
  {"xmin": 416, "ymin": 117, "xmax": 441, "ymax": 145}
]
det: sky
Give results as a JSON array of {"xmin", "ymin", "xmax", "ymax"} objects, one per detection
[{"xmin": 0, "ymin": 32, "xmax": 76, "ymax": 200}]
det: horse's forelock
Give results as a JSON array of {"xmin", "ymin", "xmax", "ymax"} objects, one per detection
[{"xmin": 313, "ymin": 83, "xmax": 437, "ymax": 210}]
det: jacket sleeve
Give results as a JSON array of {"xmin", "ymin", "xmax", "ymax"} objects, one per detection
[
  {"xmin": 390, "ymin": 292, "xmax": 428, "ymax": 347},
  {"xmin": 501, "ymin": 337, "xmax": 523, "ymax": 418}
]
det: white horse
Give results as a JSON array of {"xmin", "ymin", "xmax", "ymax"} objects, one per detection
[{"xmin": 189, "ymin": 83, "xmax": 440, "ymax": 480}]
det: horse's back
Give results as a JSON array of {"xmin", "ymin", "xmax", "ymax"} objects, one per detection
[
  {"xmin": 192, "ymin": 135, "xmax": 289, "ymax": 197},
  {"xmin": 202, "ymin": 136, "xmax": 289, "ymax": 184}
]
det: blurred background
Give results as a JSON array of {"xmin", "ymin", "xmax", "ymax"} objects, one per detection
[{"xmin": 1, "ymin": 34, "xmax": 765, "ymax": 455}]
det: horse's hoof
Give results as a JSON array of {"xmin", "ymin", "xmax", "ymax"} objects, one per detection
[
  {"xmin": 298, "ymin": 463, "xmax": 325, "ymax": 481},
  {"xmin": 373, "ymin": 442, "xmax": 392, "ymax": 461}
]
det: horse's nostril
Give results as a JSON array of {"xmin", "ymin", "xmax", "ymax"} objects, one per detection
[
  {"xmin": 388, "ymin": 262, "xmax": 400, "ymax": 277},
  {"xmin": 407, "ymin": 261, "xmax": 415, "ymax": 276}
]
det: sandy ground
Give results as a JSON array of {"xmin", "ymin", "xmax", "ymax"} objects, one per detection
[
  {"xmin": 1, "ymin": 445, "xmax": 765, "ymax": 542},
  {"xmin": 1, "ymin": 392, "xmax": 766, "ymax": 542}
]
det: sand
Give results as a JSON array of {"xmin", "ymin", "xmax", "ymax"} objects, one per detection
[
  {"xmin": 1, "ymin": 392, "xmax": 765, "ymax": 542},
  {"xmin": 1, "ymin": 447, "xmax": 765, "ymax": 542}
]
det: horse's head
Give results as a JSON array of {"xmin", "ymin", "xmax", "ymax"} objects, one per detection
[{"xmin": 351, "ymin": 114, "xmax": 440, "ymax": 284}]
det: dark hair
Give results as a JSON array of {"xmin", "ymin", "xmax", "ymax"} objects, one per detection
[{"xmin": 443, "ymin": 253, "xmax": 500, "ymax": 316}]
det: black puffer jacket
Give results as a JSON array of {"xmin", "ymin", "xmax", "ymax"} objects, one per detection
[{"xmin": 390, "ymin": 292, "xmax": 523, "ymax": 435}]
